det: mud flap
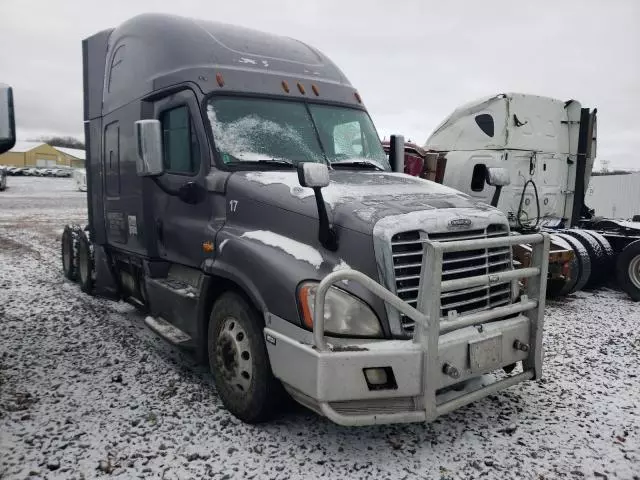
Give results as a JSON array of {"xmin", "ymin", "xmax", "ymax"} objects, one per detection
[{"xmin": 93, "ymin": 245, "xmax": 120, "ymax": 300}]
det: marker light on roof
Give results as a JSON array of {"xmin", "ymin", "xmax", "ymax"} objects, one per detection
[
  {"xmin": 354, "ymin": 91, "xmax": 362, "ymax": 103},
  {"xmin": 281, "ymin": 80, "xmax": 290, "ymax": 93},
  {"xmin": 216, "ymin": 73, "xmax": 224, "ymax": 87},
  {"xmin": 297, "ymin": 82, "xmax": 306, "ymax": 95},
  {"xmin": 311, "ymin": 84, "xmax": 319, "ymax": 96}
]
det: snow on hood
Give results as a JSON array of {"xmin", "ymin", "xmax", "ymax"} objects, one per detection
[
  {"xmin": 241, "ymin": 230, "xmax": 323, "ymax": 269},
  {"xmin": 244, "ymin": 170, "xmax": 465, "ymax": 208},
  {"xmin": 234, "ymin": 170, "xmax": 498, "ymax": 234}
]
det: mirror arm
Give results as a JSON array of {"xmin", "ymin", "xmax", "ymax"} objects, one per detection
[
  {"xmin": 490, "ymin": 185, "xmax": 503, "ymax": 207},
  {"xmin": 313, "ymin": 187, "xmax": 338, "ymax": 251}
]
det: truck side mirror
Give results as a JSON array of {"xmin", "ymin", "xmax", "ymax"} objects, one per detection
[
  {"xmin": 0, "ymin": 85, "xmax": 16, "ymax": 155},
  {"xmin": 297, "ymin": 162, "xmax": 329, "ymax": 188},
  {"xmin": 388, "ymin": 135, "xmax": 405, "ymax": 173},
  {"xmin": 297, "ymin": 162, "xmax": 337, "ymax": 251},
  {"xmin": 486, "ymin": 167, "xmax": 510, "ymax": 186},
  {"xmin": 135, "ymin": 120, "xmax": 164, "ymax": 176}
]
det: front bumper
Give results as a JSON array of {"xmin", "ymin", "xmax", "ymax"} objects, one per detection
[
  {"xmin": 265, "ymin": 314, "xmax": 532, "ymax": 425},
  {"xmin": 265, "ymin": 233, "xmax": 550, "ymax": 426}
]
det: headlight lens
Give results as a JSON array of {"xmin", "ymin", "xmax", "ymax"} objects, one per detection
[{"xmin": 298, "ymin": 282, "xmax": 382, "ymax": 337}]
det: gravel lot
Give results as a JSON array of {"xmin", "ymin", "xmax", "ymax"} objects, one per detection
[{"xmin": 1, "ymin": 177, "xmax": 638, "ymax": 479}]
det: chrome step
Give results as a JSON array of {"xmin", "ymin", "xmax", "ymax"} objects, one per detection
[{"xmin": 144, "ymin": 316, "xmax": 192, "ymax": 345}]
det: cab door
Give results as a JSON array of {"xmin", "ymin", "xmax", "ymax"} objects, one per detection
[{"xmin": 151, "ymin": 89, "xmax": 213, "ymax": 267}]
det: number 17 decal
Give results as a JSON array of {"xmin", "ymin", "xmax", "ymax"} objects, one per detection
[{"xmin": 229, "ymin": 200, "xmax": 238, "ymax": 212}]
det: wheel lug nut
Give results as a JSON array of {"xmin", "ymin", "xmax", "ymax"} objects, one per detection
[
  {"xmin": 513, "ymin": 340, "xmax": 529, "ymax": 352},
  {"xmin": 442, "ymin": 363, "xmax": 460, "ymax": 379}
]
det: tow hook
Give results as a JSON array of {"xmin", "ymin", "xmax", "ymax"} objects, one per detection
[
  {"xmin": 513, "ymin": 340, "xmax": 530, "ymax": 352},
  {"xmin": 442, "ymin": 363, "xmax": 460, "ymax": 379}
]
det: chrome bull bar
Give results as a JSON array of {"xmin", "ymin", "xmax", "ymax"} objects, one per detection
[{"xmin": 311, "ymin": 232, "xmax": 550, "ymax": 425}]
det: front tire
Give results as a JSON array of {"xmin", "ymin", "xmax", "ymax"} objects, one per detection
[
  {"xmin": 61, "ymin": 225, "xmax": 79, "ymax": 281},
  {"xmin": 208, "ymin": 292, "xmax": 281, "ymax": 423},
  {"xmin": 77, "ymin": 230, "xmax": 94, "ymax": 294}
]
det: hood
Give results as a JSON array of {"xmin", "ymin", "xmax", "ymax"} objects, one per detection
[{"xmin": 227, "ymin": 170, "xmax": 499, "ymax": 234}]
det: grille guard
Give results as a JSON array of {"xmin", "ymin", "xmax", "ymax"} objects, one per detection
[{"xmin": 266, "ymin": 233, "xmax": 550, "ymax": 425}]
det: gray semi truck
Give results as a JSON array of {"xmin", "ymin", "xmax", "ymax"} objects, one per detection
[
  {"xmin": 61, "ymin": 14, "xmax": 550, "ymax": 425},
  {"xmin": 0, "ymin": 84, "xmax": 15, "ymax": 155},
  {"xmin": 0, "ymin": 84, "xmax": 16, "ymax": 190}
]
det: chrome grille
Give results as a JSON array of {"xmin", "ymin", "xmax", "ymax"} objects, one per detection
[{"xmin": 391, "ymin": 224, "xmax": 512, "ymax": 334}]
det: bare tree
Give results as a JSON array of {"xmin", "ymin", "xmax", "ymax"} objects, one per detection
[{"xmin": 30, "ymin": 136, "xmax": 85, "ymax": 150}]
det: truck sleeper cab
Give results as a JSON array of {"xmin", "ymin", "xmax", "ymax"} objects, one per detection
[{"xmin": 63, "ymin": 14, "xmax": 550, "ymax": 425}]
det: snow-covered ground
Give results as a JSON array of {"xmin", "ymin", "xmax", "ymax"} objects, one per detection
[{"xmin": 1, "ymin": 177, "xmax": 638, "ymax": 479}]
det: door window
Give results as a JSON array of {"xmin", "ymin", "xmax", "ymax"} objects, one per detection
[
  {"xmin": 475, "ymin": 114, "xmax": 494, "ymax": 137},
  {"xmin": 471, "ymin": 163, "xmax": 487, "ymax": 192},
  {"xmin": 160, "ymin": 106, "xmax": 200, "ymax": 174}
]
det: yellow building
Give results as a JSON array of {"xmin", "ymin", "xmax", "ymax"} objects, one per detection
[
  {"xmin": 53, "ymin": 147, "xmax": 86, "ymax": 168},
  {"xmin": 0, "ymin": 142, "xmax": 85, "ymax": 168},
  {"xmin": 0, "ymin": 141, "xmax": 60, "ymax": 167}
]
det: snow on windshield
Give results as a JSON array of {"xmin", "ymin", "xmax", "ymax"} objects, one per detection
[{"xmin": 206, "ymin": 104, "xmax": 320, "ymax": 164}]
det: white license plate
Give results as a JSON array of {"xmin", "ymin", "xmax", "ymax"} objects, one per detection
[{"xmin": 469, "ymin": 333, "xmax": 503, "ymax": 372}]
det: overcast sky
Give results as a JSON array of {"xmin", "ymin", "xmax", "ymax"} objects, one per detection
[{"xmin": 2, "ymin": 0, "xmax": 638, "ymax": 169}]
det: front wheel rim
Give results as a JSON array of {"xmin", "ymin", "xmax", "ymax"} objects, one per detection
[
  {"xmin": 215, "ymin": 317, "xmax": 253, "ymax": 393},
  {"xmin": 629, "ymin": 255, "xmax": 640, "ymax": 290}
]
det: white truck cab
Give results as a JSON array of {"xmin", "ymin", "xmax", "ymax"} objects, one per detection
[{"xmin": 426, "ymin": 93, "xmax": 597, "ymax": 229}]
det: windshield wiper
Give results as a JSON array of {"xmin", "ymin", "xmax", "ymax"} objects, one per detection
[
  {"xmin": 228, "ymin": 158, "xmax": 295, "ymax": 168},
  {"xmin": 331, "ymin": 160, "xmax": 384, "ymax": 171}
]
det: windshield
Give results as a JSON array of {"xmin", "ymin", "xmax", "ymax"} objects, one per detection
[{"xmin": 206, "ymin": 97, "xmax": 389, "ymax": 170}]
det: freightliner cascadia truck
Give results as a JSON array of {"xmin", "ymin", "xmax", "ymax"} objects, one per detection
[
  {"xmin": 60, "ymin": 14, "xmax": 550, "ymax": 425},
  {"xmin": 0, "ymin": 84, "xmax": 16, "ymax": 189}
]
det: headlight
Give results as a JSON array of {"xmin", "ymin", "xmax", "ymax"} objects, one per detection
[{"xmin": 298, "ymin": 282, "xmax": 382, "ymax": 337}]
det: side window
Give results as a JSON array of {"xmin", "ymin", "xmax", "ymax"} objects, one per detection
[
  {"xmin": 471, "ymin": 163, "xmax": 487, "ymax": 192},
  {"xmin": 475, "ymin": 114, "xmax": 494, "ymax": 137},
  {"xmin": 160, "ymin": 106, "xmax": 200, "ymax": 174},
  {"xmin": 104, "ymin": 122, "xmax": 120, "ymax": 197},
  {"xmin": 333, "ymin": 121, "xmax": 363, "ymax": 157},
  {"xmin": 108, "ymin": 45, "xmax": 126, "ymax": 93}
]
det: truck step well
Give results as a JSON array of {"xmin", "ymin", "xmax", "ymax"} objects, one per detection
[{"xmin": 144, "ymin": 316, "xmax": 192, "ymax": 346}]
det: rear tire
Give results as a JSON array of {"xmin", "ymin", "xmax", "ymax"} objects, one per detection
[
  {"xmin": 581, "ymin": 230, "xmax": 615, "ymax": 277},
  {"xmin": 553, "ymin": 233, "xmax": 591, "ymax": 293},
  {"xmin": 562, "ymin": 229, "xmax": 605, "ymax": 287},
  {"xmin": 208, "ymin": 292, "xmax": 282, "ymax": 423},
  {"xmin": 616, "ymin": 240, "xmax": 640, "ymax": 301},
  {"xmin": 547, "ymin": 234, "xmax": 579, "ymax": 297},
  {"xmin": 77, "ymin": 230, "xmax": 94, "ymax": 294},
  {"xmin": 61, "ymin": 225, "xmax": 79, "ymax": 281}
]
